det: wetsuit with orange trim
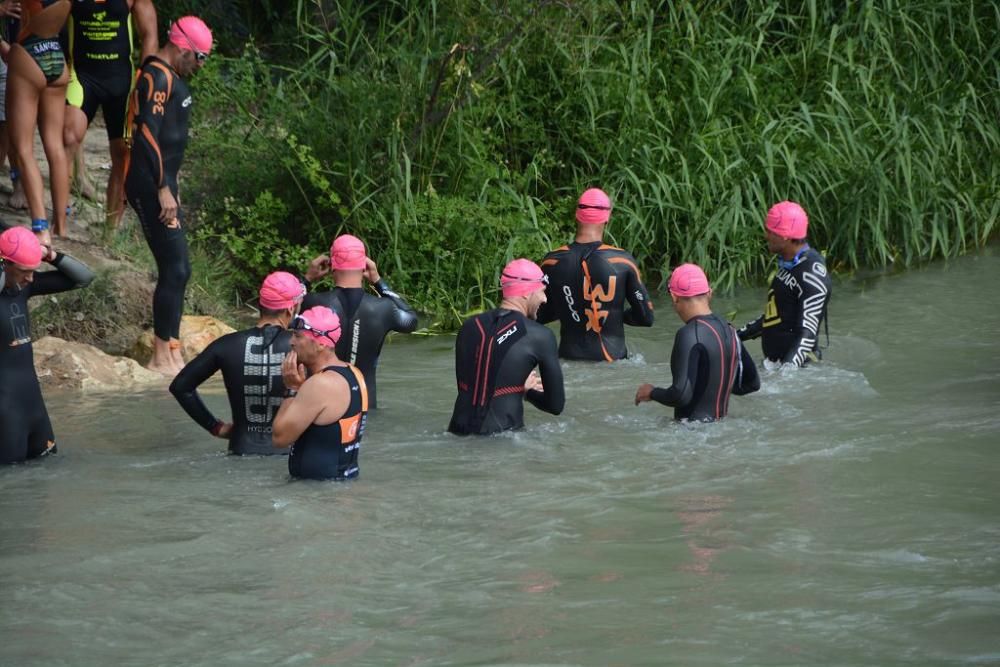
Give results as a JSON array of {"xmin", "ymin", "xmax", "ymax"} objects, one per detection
[
  {"xmin": 15, "ymin": 0, "xmax": 70, "ymax": 84},
  {"xmin": 125, "ymin": 54, "xmax": 191, "ymax": 341},
  {"xmin": 448, "ymin": 309, "xmax": 565, "ymax": 435},
  {"xmin": 537, "ymin": 242, "xmax": 654, "ymax": 361},
  {"xmin": 1, "ymin": 249, "xmax": 94, "ymax": 464},
  {"xmin": 169, "ymin": 325, "xmax": 292, "ymax": 456},
  {"xmin": 649, "ymin": 313, "xmax": 760, "ymax": 422},
  {"xmin": 288, "ymin": 365, "xmax": 367, "ymax": 480},
  {"xmin": 301, "ymin": 281, "xmax": 418, "ymax": 409}
]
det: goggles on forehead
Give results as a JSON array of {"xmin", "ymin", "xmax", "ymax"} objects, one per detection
[
  {"xmin": 577, "ymin": 203, "xmax": 611, "ymax": 211},
  {"xmin": 173, "ymin": 22, "xmax": 209, "ymax": 62},
  {"xmin": 289, "ymin": 315, "xmax": 340, "ymax": 343},
  {"xmin": 500, "ymin": 271, "xmax": 549, "ymax": 286}
]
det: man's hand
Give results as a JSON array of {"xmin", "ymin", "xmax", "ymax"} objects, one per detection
[
  {"xmin": 525, "ymin": 370, "xmax": 543, "ymax": 393},
  {"xmin": 305, "ymin": 254, "xmax": 330, "ymax": 282},
  {"xmin": 34, "ymin": 229, "xmax": 52, "ymax": 254},
  {"xmin": 362, "ymin": 257, "xmax": 381, "ymax": 284},
  {"xmin": 281, "ymin": 350, "xmax": 307, "ymax": 391},
  {"xmin": 157, "ymin": 186, "xmax": 178, "ymax": 225},
  {"xmin": 0, "ymin": 1, "xmax": 22, "ymax": 20},
  {"xmin": 212, "ymin": 422, "xmax": 233, "ymax": 439},
  {"xmin": 634, "ymin": 383, "xmax": 654, "ymax": 405}
]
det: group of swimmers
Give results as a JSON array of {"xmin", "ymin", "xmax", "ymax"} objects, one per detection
[
  {"xmin": 0, "ymin": 4, "xmax": 833, "ymax": 478},
  {"xmin": 1, "ymin": 182, "xmax": 833, "ymax": 479}
]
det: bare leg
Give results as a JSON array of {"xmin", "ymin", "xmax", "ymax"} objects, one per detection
[
  {"xmin": 106, "ymin": 137, "xmax": 128, "ymax": 228},
  {"xmin": 169, "ymin": 337, "xmax": 186, "ymax": 373},
  {"xmin": 148, "ymin": 336, "xmax": 180, "ymax": 377},
  {"xmin": 39, "ymin": 73, "xmax": 70, "ymax": 237},
  {"xmin": 7, "ymin": 45, "xmax": 46, "ymax": 222}
]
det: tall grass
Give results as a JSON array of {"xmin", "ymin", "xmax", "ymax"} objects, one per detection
[{"xmin": 172, "ymin": 0, "xmax": 998, "ymax": 325}]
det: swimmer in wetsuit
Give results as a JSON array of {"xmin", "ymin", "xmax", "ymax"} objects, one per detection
[
  {"xmin": 2, "ymin": 0, "xmax": 71, "ymax": 240},
  {"xmin": 64, "ymin": 0, "xmax": 157, "ymax": 227},
  {"xmin": 124, "ymin": 15, "xmax": 211, "ymax": 377},
  {"xmin": 737, "ymin": 201, "xmax": 832, "ymax": 368},
  {"xmin": 537, "ymin": 187, "xmax": 654, "ymax": 361},
  {"xmin": 0, "ymin": 225, "xmax": 94, "ymax": 464},
  {"xmin": 635, "ymin": 263, "xmax": 759, "ymax": 421},
  {"xmin": 449, "ymin": 259, "xmax": 565, "ymax": 435},
  {"xmin": 169, "ymin": 272, "xmax": 306, "ymax": 456},
  {"xmin": 301, "ymin": 234, "xmax": 418, "ymax": 409},
  {"xmin": 272, "ymin": 306, "xmax": 368, "ymax": 481}
]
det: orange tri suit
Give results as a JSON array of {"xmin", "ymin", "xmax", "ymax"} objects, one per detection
[{"xmin": 537, "ymin": 242, "xmax": 654, "ymax": 361}]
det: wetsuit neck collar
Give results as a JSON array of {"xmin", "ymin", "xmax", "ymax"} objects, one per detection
[{"xmin": 777, "ymin": 243, "xmax": 810, "ymax": 270}]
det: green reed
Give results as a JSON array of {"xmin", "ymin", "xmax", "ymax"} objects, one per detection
[{"xmin": 173, "ymin": 0, "xmax": 998, "ymax": 323}]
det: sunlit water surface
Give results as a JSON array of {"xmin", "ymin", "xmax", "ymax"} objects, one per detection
[{"xmin": 2, "ymin": 249, "xmax": 999, "ymax": 666}]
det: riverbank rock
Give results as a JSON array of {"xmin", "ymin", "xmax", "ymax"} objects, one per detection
[
  {"xmin": 34, "ymin": 336, "xmax": 163, "ymax": 392},
  {"xmin": 129, "ymin": 315, "xmax": 236, "ymax": 363}
]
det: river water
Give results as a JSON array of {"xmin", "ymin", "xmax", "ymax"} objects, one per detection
[{"xmin": 2, "ymin": 249, "xmax": 999, "ymax": 666}]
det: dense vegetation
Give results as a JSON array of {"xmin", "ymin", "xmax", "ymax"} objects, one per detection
[{"xmin": 157, "ymin": 0, "xmax": 998, "ymax": 328}]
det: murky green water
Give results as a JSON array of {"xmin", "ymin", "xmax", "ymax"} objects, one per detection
[{"xmin": 3, "ymin": 249, "xmax": 999, "ymax": 666}]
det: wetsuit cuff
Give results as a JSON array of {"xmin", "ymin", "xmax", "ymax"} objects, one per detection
[
  {"xmin": 650, "ymin": 387, "xmax": 677, "ymax": 406},
  {"xmin": 373, "ymin": 279, "xmax": 391, "ymax": 295},
  {"xmin": 209, "ymin": 421, "xmax": 225, "ymax": 436},
  {"xmin": 49, "ymin": 253, "xmax": 65, "ymax": 266}
]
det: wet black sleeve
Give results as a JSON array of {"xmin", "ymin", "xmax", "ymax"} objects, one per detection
[
  {"xmin": 373, "ymin": 279, "xmax": 418, "ymax": 333},
  {"xmin": 132, "ymin": 65, "xmax": 170, "ymax": 187},
  {"xmin": 622, "ymin": 262, "xmax": 654, "ymax": 327},
  {"xmin": 737, "ymin": 315, "xmax": 763, "ymax": 341},
  {"xmin": 535, "ymin": 255, "xmax": 558, "ymax": 324},
  {"xmin": 732, "ymin": 342, "xmax": 760, "ymax": 395},
  {"xmin": 169, "ymin": 340, "xmax": 225, "ymax": 432},
  {"xmin": 650, "ymin": 328, "xmax": 700, "ymax": 407},
  {"xmin": 30, "ymin": 253, "xmax": 95, "ymax": 296},
  {"xmin": 525, "ymin": 326, "xmax": 564, "ymax": 415}
]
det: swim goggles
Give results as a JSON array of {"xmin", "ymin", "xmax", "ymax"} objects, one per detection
[
  {"xmin": 173, "ymin": 22, "xmax": 209, "ymax": 62},
  {"xmin": 500, "ymin": 271, "xmax": 549, "ymax": 287},
  {"xmin": 289, "ymin": 314, "xmax": 340, "ymax": 344},
  {"xmin": 576, "ymin": 203, "xmax": 611, "ymax": 211}
]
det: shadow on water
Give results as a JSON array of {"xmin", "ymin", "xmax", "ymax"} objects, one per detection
[{"xmin": 2, "ymin": 248, "xmax": 999, "ymax": 665}]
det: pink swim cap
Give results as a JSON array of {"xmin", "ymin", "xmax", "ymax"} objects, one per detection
[
  {"xmin": 576, "ymin": 188, "xmax": 612, "ymax": 224},
  {"xmin": 330, "ymin": 234, "xmax": 367, "ymax": 271},
  {"xmin": 500, "ymin": 259, "xmax": 548, "ymax": 298},
  {"xmin": 668, "ymin": 263, "xmax": 711, "ymax": 297},
  {"xmin": 259, "ymin": 271, "xmax": 305, "ymax": 310},
  {"xmin": 0, "ymin": 226, "xmax": 43, "ymax": 269},
  {"xmin": 169, "ymin": 16, "xmax": 213, "ymax": 55},
  {"xmin": 292, "ymin": 306, "xmax": 341, "ymax": 348},
  {"xmin": 765, "ymin": 200, "xmax": 809, "ymax": 240}
]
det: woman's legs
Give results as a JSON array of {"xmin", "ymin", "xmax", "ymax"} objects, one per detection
[{"xmin": 6, "ymin": 45, "xmax": 46, "ymax": 223}]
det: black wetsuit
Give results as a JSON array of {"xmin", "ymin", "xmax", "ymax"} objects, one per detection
[
  {"xmin": 0, "ymin": 252, "xmax": 95, "ymax": 464},
  {"xmin": 738, "ymin": 246, "xmax": 832, "ymax": 366},
  {"xmin": 301, "ymin": 280, "xmax": 417, "ymax": 409},
  {"xmin": 68, "ymin": 0, "xmax": 135, "ymax": 139},
  {"xmin": 537, "ymin": 242, "xmax": 654, "ymax": 361},
  {"xmin": 650, "ymin": 314, "xmax": 760, "ymax": 421},
  {"xmin": 288, "ymin": 365, "xmax": 367, "ymax": 480},
  {"xmin": 448, "ymin": 309, "xmax": 565, "ymax": 435},
  {"xmin": 125, "ymin": 55, "xmax": 191, "ymax": 341},
  {"xmin": 169, "ymin": 325, "xmax": 292, "ymax": 456}
]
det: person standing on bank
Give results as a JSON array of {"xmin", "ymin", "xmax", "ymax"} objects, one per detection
[
  {"xmin": 537, "ymin": 187, "xmax": 654, "ymax": 361},
  {"xmin": 737, "ymin": 201, "xmax": 832, "ymax": 368},
  {"xmin": 448, "ymin": 259, "xmax": 565, "ymax": 436},
  {"xmin": 272, "ymin": 306, "xmax": 368, "ymax": 481},
  {"xmin": 124, "ymin": 15, "xmax": 211, "ymax": 377},
  {"xmin": 169, "ymin": 272, "xmax": 305, "ymax": 456},
  {"xmin": 63, "ymin": 0, "xmax": 158, "ymax": 228},
  {"xmin": 301, "ymin": 233, "xmax": 418, "ymax": 409},
  {"xmin": 1, "ymin": 225, "xmax": 94, "ymax": 464},
  {"xmin": 635, "ymin": 263, "xmax": 759, "ymax": 421}
]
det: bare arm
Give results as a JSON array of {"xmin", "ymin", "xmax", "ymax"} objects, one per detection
[
  {"xmin": 132, "ymin": 0, "xmax": 158, "ymax": 60},
  {"xmin": 272, "ymin": 353, "xmax": 350, "ymax": 447}
]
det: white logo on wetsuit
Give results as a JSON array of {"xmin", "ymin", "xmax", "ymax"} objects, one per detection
[
  {"xmin": 562, "ymin": 285, "xmax": 581, "ymax": 322},
  {"xmin": 182, "ymin": 96, "xmax": 193, "ymax": 108},
  {"xmin": 813, "ymin": 262, "xmax": 827, "ymax": 277},
  {"xmin": 497, "ymin": 325, "xmax": 519, "ymax": 345}
]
